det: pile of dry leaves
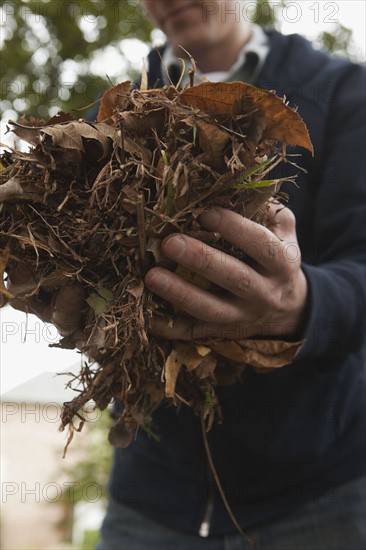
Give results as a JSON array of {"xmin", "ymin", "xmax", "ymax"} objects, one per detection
[{"xmin": 0, "ymin": 80, "xmax": 312, "ymax": 450}]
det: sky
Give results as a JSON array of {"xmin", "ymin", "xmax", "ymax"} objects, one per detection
[
  {"xmin": 0, "ymin": 1, "xmax": 365, "ymax": 396},
  {"xmin": 0, "ymin": 307, "xmax": 83, "ymax": 394},
  {"xmin": 279, "ymin": 0, "xmax": 365, "ymax": 58}
]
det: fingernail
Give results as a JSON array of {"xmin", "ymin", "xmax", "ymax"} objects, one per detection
[
  {"xmin": 163, "ymin": 234, "xmax": 186, "ymax": 259},
  {"xmin": 200, "ymin": 208, "xmax": 221, "ymax": 228},
  {"xmin": 146, "ymin": 271, "xmax": 170, "ymax": 292}
]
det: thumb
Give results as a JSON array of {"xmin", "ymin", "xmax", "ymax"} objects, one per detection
[
  {"xmin": 51, "ymin": 283, "xmax": 86, "ymax": 337},
  {"xmin": 266, "ymin": 203, "xmax": 297, "ymax": 240}
]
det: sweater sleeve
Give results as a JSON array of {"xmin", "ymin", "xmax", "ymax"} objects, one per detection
[{"xmin": 296, "ymin": 62, "xmax": 366, "ymax": 360}]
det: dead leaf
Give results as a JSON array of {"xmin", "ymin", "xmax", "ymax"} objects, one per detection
[
  {"xmin": 46, "ymin": 111, "xmax": 74, "ymax": 125},
  {"xmin": 196, "ymin": 345, "xmax": 212, "ymax": 357},
  {"xmin": 126, "ymin": 281, "xmax": 144, "ymax": 300},
  {"xmin": 122, "ymin": 135, "xmax": 152, "ymax": 165},
  {"xmin": 0, "ymin": 177, "xmax": 25, "ymax": 202},
  {"xmin": 146, "ymin": 238, "xmax": 163, "ymax": 263},
  {"xmin": 9, "ymin": 120, "xmax": 114, "ymax": 163},
  {"xmin": 41, "ymin": 121, "xmax": 113, "ymax": 162},
  {"xmin": 118, "ymin": 108, "xmax": 166, "ymax": 137},
  {"xmin": 180, "ymin": 82, "xmax": 313, "ymax": 153},
  {"xmin": 165, "ymin": 349, "xmax": 183, "ymax": 397},
  {"xmin": 181, "ymin": 82, "xmax": 250, "ymax": 115},
  {"xmin": 18, "ymin": 111, "xmax": 73, "ymax": 127},
  {"xmin": 211, "ymin": 338, "xmax": 304, "ymax": 368},
  {"xmin": 120, "ymin": 184, "xmax": 140, "ymax": 214},
  {"xmin": 195, "ymin": 119, "xmax": 230, "ymax": 168},
  {"xmin": 175, "ymin": 342, "xmax": 204, "ymax": 372},
  {"xmin": 195, "ymin": 354, "xmax": 217, "ymax": 380},
  {"xmin": 7, "ymin": 119, "xmax": 42, "ymax": 146},
  {"xmin": 0, "ymin": 244, "xmax": 14, "ymax": 299},
  {"xmin": 97, "ymin": 81, "xmax": 132, "ymax": 123},
  {"xmin": 210, "ymin": 340, "xmax": 249, "ymax": 362}
]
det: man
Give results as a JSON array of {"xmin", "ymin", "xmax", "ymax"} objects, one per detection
[
  {"xmin": 7, "ymin": 1, "xmax": 365, "ymax": 549},
  {"xmin": 96, "ymin": 2, "xmax": 366, "ymax": 548}
]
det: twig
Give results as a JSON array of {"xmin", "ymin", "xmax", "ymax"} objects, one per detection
[
  {"xmin": 200, "ymin": 414, "xmax": 255, "ymax": 546},
  {"xmin": 136, "ymin": 193, "xmax": 146, "ymax": 260}
]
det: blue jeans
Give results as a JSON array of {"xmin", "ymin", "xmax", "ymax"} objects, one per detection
[{"xmin": 96, "ymin": 476, "xmax": 366, "ymax": 550}]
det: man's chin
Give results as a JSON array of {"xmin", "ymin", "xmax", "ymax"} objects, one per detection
[{"xmin": 169, "ymin": 29, "xmax": 212, "ymax": 56}]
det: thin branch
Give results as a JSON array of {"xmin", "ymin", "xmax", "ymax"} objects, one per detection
[{"xmin": 200, "ymin": 414, "xmax": 255, "ymax": 546}]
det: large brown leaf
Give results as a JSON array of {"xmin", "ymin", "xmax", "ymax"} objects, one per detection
[
  {"xmin": 9, "ymin": 120, "xmax": 115, "ymax": 163},
  {"xmin": 180, "ymin": 82, "xmax": 313, "ymax": 153},
  {"xmin": 97, "ymin": 81, "xmax": 132, "ymax": 123},
  {"xmin": 210, "ymin": 338, "xmax": 304, "ymax": 369}
]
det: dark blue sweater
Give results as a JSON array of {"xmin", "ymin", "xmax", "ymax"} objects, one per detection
[{"xmin": 108, "ymin": 30, "xmax": 366, "ymax": 535}]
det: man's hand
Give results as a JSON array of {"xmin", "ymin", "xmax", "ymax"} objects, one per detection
[
  {"xmin": 4, "ymin": 204, "xmax": 308, "ymax": 352},
  {"xmin": 5, "ymin": 265, "xmax": 85, "ymax": 340},
  {"xmin": 145, "ymin": 205, "xmax": 308, "ymax": 341},
  {"xmin": 5, "ymin": 268, "xmax": 111, "ymax": 360}
]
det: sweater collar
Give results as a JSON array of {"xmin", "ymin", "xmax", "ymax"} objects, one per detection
[{"xmin": 160, "ymin": 24, "xmax": 270, "ymax": 87}]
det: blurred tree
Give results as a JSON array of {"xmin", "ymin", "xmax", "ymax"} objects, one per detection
[
  {"xmin": 0, "ymin": 0, "xmax": 358, "ymax": 123},
  {"xmin": 252, "ymin": 0, "xmax": 286, "ymax": 26},
  {"xmin": 0, "ymin": 0, "xmax": 153, "ymax": 120},
  {"xmin": 61, "ymin": 409, "xmax": 113, "ymax": 506},
  {"xmin": 57, "ymin": 407, "xmax": 157, "ymax": 546},
  {"xmin": 58, "ymin": 409, "xmax": 113, "ymax": 544},
  {"xmin": 316, "ymin": 23, "xmax": 354, "ymax": 57}
]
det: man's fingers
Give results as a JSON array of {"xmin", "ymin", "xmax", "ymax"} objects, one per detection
[
  {"xmin": 8, "ymin": 294, "xmax": 53, "ymax": 322},
  {"xmin": 7, "ymin": 280, "xmax": 85, "ymax": 335},
  {"xmin": 160, "ymin": 233, "xmax": 262, "ymax": 299},
  {"xmin": 148, "ymin": 316, "xmax": 259, "ymax": 341},
  {"xmin": 265, "ymin": 202, "xmax": 296, "ymax": 238},
  {"xmin": 73, "ymin": 328, "xmax": 87, "ymax": 351},
  {"xmin": 199, "ymin": 206, "xmax": 299, "ymax": 273},
  {"xmin": 6, "ymin": 265, "xmax": 86, "ymax": 342},
  {"xmin": 6, "ymin": 265, "xmax": 46, "ymax": 317},
  {"xmin": 145, "ymin": 267, "xmax": 245, "ymax": 323},
  {"xmin": 7, "ymin": 265, "xmax": 38, "ymax": 297},
  {"xmin": 51, "ymin": 283, "xmax": 86, "ymax": 337}
]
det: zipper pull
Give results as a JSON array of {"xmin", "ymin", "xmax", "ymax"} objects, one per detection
[{"xmin": 199, "ymin": 478, "xmax": 215, "ymax": 537}]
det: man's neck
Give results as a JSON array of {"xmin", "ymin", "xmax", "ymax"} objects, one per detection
[{"xmin": 173, "ymin": 25, "xmax": 252, "ymax": 73}]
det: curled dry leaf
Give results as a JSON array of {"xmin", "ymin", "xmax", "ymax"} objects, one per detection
[
  {"xmin": 9, "ymin": 119, "xmax": 115, "ymax": 167},
  {"xmin": 0, "ymin": 244, "xmax": 14, "ymax": 299},
  {"xmin": 0, "ymin": 177, "xmax": 25, "ymax": 202},
  {"xmin": 180, "ymin": 82, "xmax": 314, "ymax": 154},
  {"xmin": 164, "ymin": 349, "xmax": 183, "ymax": 398},
  {"xmin": 210, "ymin": 339, "xmax": 304, "ymax": 369},
  {"xmin": 0, "ymin": 80, "xmax": 312, "ymax": 449},
  {"xmin": 97, "ymin": 81, "xmax": 133, "ymax": 123}
]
